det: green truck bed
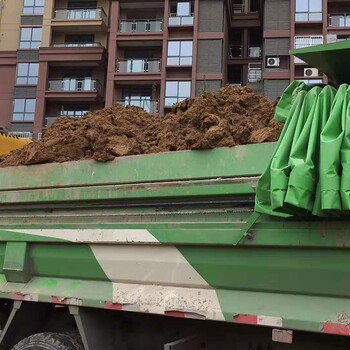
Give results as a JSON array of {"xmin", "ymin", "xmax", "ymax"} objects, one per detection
[{"xmin": 0, "ymin": 143, "xmax": 349, "ymax": 337}]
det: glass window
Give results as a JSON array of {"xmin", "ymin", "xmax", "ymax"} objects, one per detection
[
  {"xmin": 23, "ymin": 0, "xmax": 44, "ymax": 14},
  {"xmin": 16, "ymin": 63, "xmax": 39, "ymax": 84},
  {"xmin": 165, "ymin": 81, "xmax": 191, "ymax": 105},
  {"xmin": 167, "ymin": 41, "xmax": 193, "ymax": 66},
  {"xmin": 177, "ymin": 2, "xmax": 190, "ymax": 16},
  {"xmin": 19, "ymin": 27, "xmax": 42, "ymax": 49},
  {"xmin": 295, "ymin": 0, "xmax": 322, "ymax": 22},
  {"xmin": 13, "ymin": 99, "xmax": 36, "ymax": 121}
]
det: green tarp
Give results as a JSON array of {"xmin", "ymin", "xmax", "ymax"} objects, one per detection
[{"xmin": 255, "ymin": 81, "xmax": 350, "ymax": 217}]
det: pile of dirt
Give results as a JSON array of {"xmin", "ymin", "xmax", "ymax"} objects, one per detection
[{"xmin": 0, "ymin": 86, "xmax": 282, "ymax": 167}]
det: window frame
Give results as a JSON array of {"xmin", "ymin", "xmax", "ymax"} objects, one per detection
[
  {"xmin": 19, "ymin": 27, "xmax": 42, "ymax": 49},
  {"xmin": 165, "ymin": 81, "xmax": 191, "ymax": 106},
  {"xmin": 12, "ymin": 98, "xmax": 36, "ymax": 121},
  {"xmin": 167, "ymin": 40, "xmax": 193, "ymax": 66},
  {"xmin": 23, "ymin": 0, "xmax": 45, "ymax": 14},
  {"xmin": 16, "ymin": 62, "xmax": 39, "ymax": 85},
  {"xmin": 295, "ymin": 0, "xmax": 322, "ymax": 22}
]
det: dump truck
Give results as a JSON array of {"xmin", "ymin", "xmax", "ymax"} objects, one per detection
[{"xmin": 0, "ymin": 43, "xmax": 350, "ymax": 350}]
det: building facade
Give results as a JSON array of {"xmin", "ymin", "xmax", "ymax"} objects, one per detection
[{"xmin": 0, "ymin": 0, "xmax": 347, "ymax": 140}]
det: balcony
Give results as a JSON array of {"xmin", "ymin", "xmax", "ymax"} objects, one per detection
[
  {"xmin": 227, "ymin": 81, "xmax": 242, "ymax": 86},
  {"xmin": 168, "ymin": 13, "xmax": 194, "ymax": 26},
  {"xmin": 8, "ymin": 131, "xmax": 33, "ymax": 140},
  {"xmin": 46, "ymin": 110, "xmax": 88, "ymax": 127},
  {"xmin": 294, "ymin": 36, "xmax": 323, "ymax": 63},
  {"xmin": 116, "ymin": 59, "xmax": 161, "ymax": 73},
  {"xmin": 115, "ymin": 99, "xmax": 159, "ymax": 114},
  {"xmin": 119, "ymin": 19, "xmax": 163, "ymax": 33},
  {"xmin": 230, "ymin": 2, "xmax": 261, "ymax": 27},
  {"xmin": 233, "ymin": 3, "xmax": 257, "ymax": 14},
  {"xmin": 40, "ymin": 43, "xmax": 107, "ymax": 65},
  {"xmin": 229, "ymin": 45, "xmax": 262, "ymax": 60},
  {"xmin": 229, "ymin": 45, "xmax": 242, "ymax": 58},
  {"xmin": 52, "ymin": 8, "xmax": 107, "ymax": 31},
  {"xmin": 46, "ymin": 78, "xmax": 103, "ymax": 101},
  {"xmin": 52, "ymin": 42, "xmax": 103, "ymax": 48},
  {"xmin": 329, "ymin": 13, "xmax": 350, "ymax": 28}
]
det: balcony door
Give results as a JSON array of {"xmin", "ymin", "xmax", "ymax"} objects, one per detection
[
  {"xmin": 63, "ymin": 71, "xmax": 92, "ymax": 91},
  {"xmin": 122, "ymin": 88, "xmax": 153, "ymax": 112}
]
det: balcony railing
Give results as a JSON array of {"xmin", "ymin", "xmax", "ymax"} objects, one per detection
[
  {"xmin": 229, "ymin": 45, "xmax": 242, "ymax": 58},
  {"xmin": 233, "ymin": 3, "xmax": 258, "ymax": 14},
  {"xmin": 115, "ymin": 99, "xmax": 159, "ymax": 113},
  {"xmin": 52, "ymin": 42, "xmax": 102, "ymax": 48},
  {"xmin": 116, "ymin": 59, "xmax": 161, "ymax": 73},
  {"xmin": 54, "ymin": 8, "xmax": 107, "ymax": 23},
  {"xmin": 48, "ymin": 78, "xmax": 102, "ymax": 94},
  {"xmin": 227, "ymin": 81, "xmax": 242, "ymax": 86},
  {"xmin": 119, "ymin": 19, "xmax": 163, "ymax": 33},
  {"xmin": 9, "ymin": 131, "xmax": 33, "ymax": 139},
  {"xmin": 229, "ymin": 45, "xmax": 262, "ymax": 58},
  {"xmin": 168, "ymin": 13, "xmax": 194, "ymax": 26},
  {"xmin": 294, "ymin": 35, "xmax": 323, "ymax": 63},
  {"xmin": 329, "ymin": 13, "xmax": 350, "ymax": 27}
]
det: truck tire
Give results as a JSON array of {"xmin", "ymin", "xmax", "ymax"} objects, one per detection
[{"xmin": 11, "ymin": 332, "xmax": 84, "ymax": 350}]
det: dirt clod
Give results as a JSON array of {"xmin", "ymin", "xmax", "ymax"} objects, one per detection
[{"xmin": 0, "ymin": 86, "xmax": 282, "ymax": 167}]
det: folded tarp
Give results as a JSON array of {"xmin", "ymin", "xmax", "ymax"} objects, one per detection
[{"xmin": 255, "ymin": 81, "xmax": 350, "ymax": 217}]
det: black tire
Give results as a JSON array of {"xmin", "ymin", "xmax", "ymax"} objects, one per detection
[{"xmin": 11, "ymin": 332, "xmax": 84, "ymax": 350}]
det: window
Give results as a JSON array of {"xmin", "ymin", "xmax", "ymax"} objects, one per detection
[
  {"xmin": 16, "ymin": 63, "xmax": 39, "ymax": 85},
  {"xmin": 19, "ymin": 27, "xmax": 42, "ymax": 49},
  {"xmin": 165, "ymin": 81, "xmax": 191, "ymax": 105},
  {"xmin": 23, "ymin": 0, "xmax": 44, "ymax": 14},
  {"xmin": 177, "ymin": 2, "xmax": 191, "ymax": 16},
  {"xmin": 167, "ymin": 41, "xmax": 193, "ymax": 66},
  {"xmin": 295, "ymin": 0, "xmax": 322, "ymax": 22},
  {"xmin": 13, "ymin": 99, "xmax": 36, "ymax": 121}
]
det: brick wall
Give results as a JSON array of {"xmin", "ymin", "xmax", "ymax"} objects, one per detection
[
  {"xmin": 198, "ymin": 0, "xmax": 224, "ymax": 32},
  {"xmin": 264, "ymin": 0, "xmax": 290, "ymax": 31},
  {"xmin": 196, "ymin": 80, "xmax": 222, "ymax": 96},
  {"xmin": 264, "ymin": 38, "xmax": 290, "ymax": 56},
  {"xmin": 264, "ymin": 80, "xmax": 290, "ymax": 100},
  {"xmin": 197, "ymin": 39, "xmax": 223, "ymax": 73}
]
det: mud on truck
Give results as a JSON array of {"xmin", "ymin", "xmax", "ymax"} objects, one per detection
[{"xmin": 0, "ymin": 41, "xmax": 349, "ymax": 350}]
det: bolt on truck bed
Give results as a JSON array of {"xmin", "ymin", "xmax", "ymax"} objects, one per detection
[{"xmin": 0, "ymin": 143, "xmax": 350, "ymax": 349}]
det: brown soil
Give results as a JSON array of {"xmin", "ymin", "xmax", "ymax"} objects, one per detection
[{"xmin": 0, "ymin": 86, "xmax": 282, "ymax": 167}]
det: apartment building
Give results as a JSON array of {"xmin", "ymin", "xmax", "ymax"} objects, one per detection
[
  {"xmin": 0, "ymin": 0, "xmax": 347, "ymax": 140},
  {"xmin": 263, "ymin": 0, "xmax": 350, "ymax": 100},
  {"xmin": 0, "ymin": 0, "xmax": 233, "ymax": 139}
]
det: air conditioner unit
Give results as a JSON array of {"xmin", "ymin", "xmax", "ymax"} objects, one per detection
[
  {"xmin": 304, "ymin": 68, "xmax": 319, "ymax": 77},
  {"xmin": 266, "ymin": 57, "xmax": 280, "ymax": 67},
  {"xmin": 249, "ymin": 47, "xmax": 261, "ymax": 58}
]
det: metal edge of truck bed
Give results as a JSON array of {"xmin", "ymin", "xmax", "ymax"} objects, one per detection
[{"xmin": 0, "ymin": 143, "xmax": 276, "ymax": 191}]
